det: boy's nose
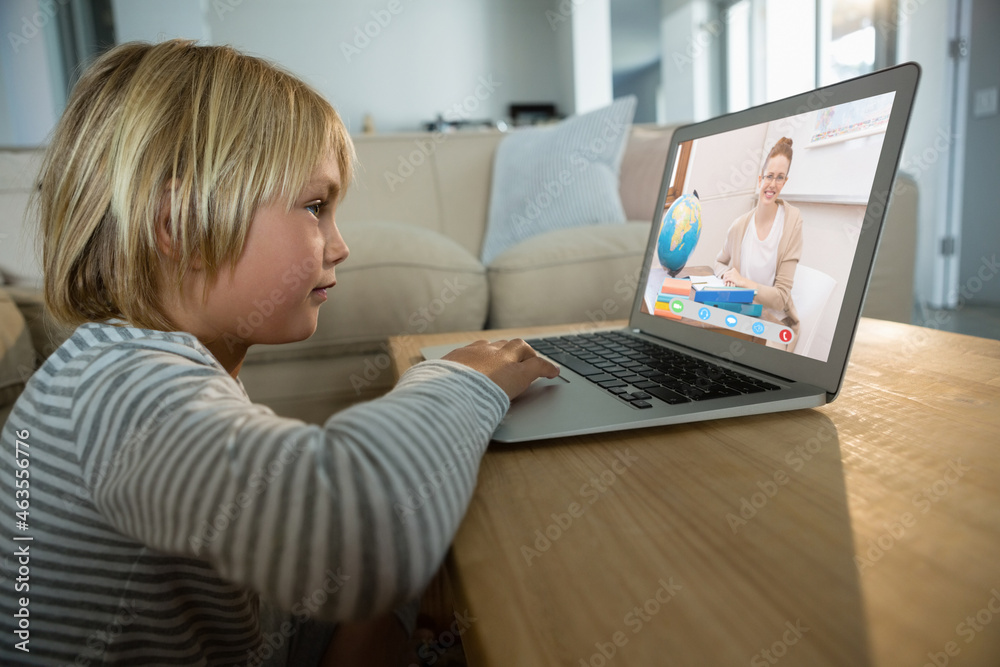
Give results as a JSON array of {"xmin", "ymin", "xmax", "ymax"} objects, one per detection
[{"xmin": 326, "ymin": 223, "xmax": 349, "ymax": 267}]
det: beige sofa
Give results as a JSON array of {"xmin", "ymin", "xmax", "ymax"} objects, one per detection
[{"xmin": 0, "ymin": 125, "xmax": 917, "ymax": 426}]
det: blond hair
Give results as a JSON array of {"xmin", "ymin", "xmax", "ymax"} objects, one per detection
[{"xmin": 34, "ymin": 39, "xmax": 354, "ymax": 330}]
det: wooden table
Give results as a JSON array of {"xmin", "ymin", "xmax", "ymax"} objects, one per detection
[{"xmin": 390, "ymin": 318, "xmax": 1000, "ymax": 667}]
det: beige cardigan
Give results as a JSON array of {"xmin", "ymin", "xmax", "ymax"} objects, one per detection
[{"xmin": 713, "ymin": 200, "xmax": 802, "ymax": 350}]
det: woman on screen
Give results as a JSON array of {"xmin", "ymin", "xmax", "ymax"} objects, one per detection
[{"xmin": 714, "ymin": 137, "xmax": 802, "ymax": 351}]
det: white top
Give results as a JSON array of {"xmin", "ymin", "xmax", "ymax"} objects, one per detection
[
  {"xmin": 0, "ymin": 320, "xmax": 509, "ymax": 665},
  {"xmin": 741, "ymin": 203, "xmax": 786, "ymax": 320}
]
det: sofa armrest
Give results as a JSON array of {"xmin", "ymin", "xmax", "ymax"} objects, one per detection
[
  {"xmin": 3, "ymin": 286, "xmax": 73, "ymax": 362},
  {"xmin": 1, "ymin": 287, "xmax": 39, "ymax": 410}
]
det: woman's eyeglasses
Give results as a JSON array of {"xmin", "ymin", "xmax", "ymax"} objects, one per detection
[{"xmin": 762, "ymin": 173, "xmax": 787, "ymax": 183}]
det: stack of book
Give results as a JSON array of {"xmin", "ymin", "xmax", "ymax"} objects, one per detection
[
  {"xmin": 653, "ymin": 277, "xmax": 693, "ymax": 320},
  {"xmin": 691, "ymin": 285, "xmax": 762, "ymax": 316}
]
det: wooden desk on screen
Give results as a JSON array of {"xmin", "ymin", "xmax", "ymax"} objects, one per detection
[
  {"xmin": 390, "ymin": 318, "xmax": 1000, "ymax": 667},
  {"xmin": 641, "ymin": 265, "xmax": 761, "ymax": 343}
]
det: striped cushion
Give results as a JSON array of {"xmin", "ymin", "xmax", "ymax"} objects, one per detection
[{"xmin": 480, "ymin": 96, "xmax": 637, "ymax": 266}]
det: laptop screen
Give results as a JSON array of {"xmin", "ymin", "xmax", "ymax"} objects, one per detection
[{"xmin": 637, "ymin": 91, "xmax": 897, "ymax": 363}]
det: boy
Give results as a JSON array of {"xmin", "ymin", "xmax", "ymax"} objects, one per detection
[{"xmin": 0, "ymin": 39, "xmax": 556, "ymax": 666}]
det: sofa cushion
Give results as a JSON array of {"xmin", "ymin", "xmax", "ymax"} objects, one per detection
[
  {"xmin": 619, "ymin": 125, "xmax": 677, "ymax": 224},
  {"xmin": 0, "ymin": 286, "xmax": 37, "ymax": 410},
  {"xmin": 245, "ymin": 221, "xmax": 488, "ymax": 364},
  {"xmin": 479, "ymin": 96, "xmax": 638, "ymax": 266},
  {"xmin": 337, "ymin": 132, "xmax": 507, "ymax": 259},
  {"xmin": 487, "ymin": 222, "xmax": 652, "ymax": 329}
]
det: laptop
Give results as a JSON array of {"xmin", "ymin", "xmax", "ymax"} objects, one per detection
[{"xmin": 422, "ymin": 62, "xmax": 920, "ymax": 443}]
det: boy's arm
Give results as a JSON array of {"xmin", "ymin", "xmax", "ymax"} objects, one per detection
[{"xmin": 82, "ymin": 350, "xmax": 508, "ymax": 624}]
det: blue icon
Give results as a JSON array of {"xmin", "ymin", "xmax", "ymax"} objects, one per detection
[
  {"xmin": 752, "ymin": 321, "xmax": 765, "ymax": 335},
  {"xmin": 725, "ymin": 315, "xmax": 738, "ymax": 328},
  {"xmin": 699, "ymin": 307, "xmax": 711, "ymax": 321}
]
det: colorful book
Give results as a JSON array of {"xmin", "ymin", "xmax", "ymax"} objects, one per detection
[
  {"xmin": 660, "ymin": 277, "xmax": 693, "ymax": 298},
  {"xmin": 703, "ymin": 301, "xmax": 763, "ymax": 317},
  {"xmin": 653, "ymin": 302, "xmax": 681, "ymax": 320},
  {"xmin": 692, "ymin": 285, "xmax": 756, "ymax": 304},
  {"xmin": 656, "ymin": 292, "xmax": 688, "ymax": 304}
]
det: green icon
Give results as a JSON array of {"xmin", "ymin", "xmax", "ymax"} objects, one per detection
[{"xmin": 670, "ymin": 299, "xmax": 684, "ymax": 313}]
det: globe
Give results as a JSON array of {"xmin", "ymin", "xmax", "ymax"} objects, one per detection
[{"xmin": 657, "ymin": 193, "xmax": 702, "ymax": 276}]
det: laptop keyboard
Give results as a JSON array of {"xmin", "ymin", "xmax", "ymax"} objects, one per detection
[{"xmin": 525, "ymin": 331, "xmax": 780, "ymax": 409}]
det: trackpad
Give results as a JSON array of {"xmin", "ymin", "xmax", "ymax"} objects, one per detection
[{"xmin": 512, "ymin": 374, "xmax": 569, "ymax": 402}]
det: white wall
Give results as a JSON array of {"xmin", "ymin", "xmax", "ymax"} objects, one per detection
[
  {"xmin": 958, "ymin": 0, "xmax": 1000, "ymax": 305},
  {"xmin": 111, "ymin": 0, "xmax": 209, "ymax": 43},
  {"xmin": 659, "ymin": 0, "xmax": 718, "ymax": 124},
  {"xmin": 111, "ymin": 0, "xmax": 584, "ymax": 133},
  {"xmin": 569, "ymin": 0, "xmax": 613, "ymax": 114},
  {"xmin": 764, "ymin": 107, "xmax": 887, "ymax": 203},
  {"xmin": 0, "ymin": 57, "xmax": 12, "ymax": 145},
  {"xmin": 0, "ymin": 0, "xmax": 63, "ymax": 146},
  {"xmin": 685, "ymin": 123, "xmax": 767, "ymax": 203},
  {"xmin": 614, "ymin": 61, "xmax": 660, "ymax": 123},
  {"xmin": 554, "ymin": 0, "xmax": 577, "ymax": 117},
  {"xmin": 896, "ymin": 0, "xmax": 953, "ymax": 307}
]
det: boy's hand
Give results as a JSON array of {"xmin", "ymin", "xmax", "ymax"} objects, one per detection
[{"xmin": 441, "ymin": 339, "xmax": 560, "ymax": 401}]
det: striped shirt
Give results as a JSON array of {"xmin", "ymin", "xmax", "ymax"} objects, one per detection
[{"xmin": 0, "ymin": 320, "xmax": 508, "ymax": 665}]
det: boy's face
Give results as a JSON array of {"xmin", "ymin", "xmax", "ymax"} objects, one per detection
[{"xmin": 199, "ymin": 150, "xmax": 348, "ymax": 348}]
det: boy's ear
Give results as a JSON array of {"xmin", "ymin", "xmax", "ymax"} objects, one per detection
[
  {"xmin": 155, "ymin": 182, "xmax": 203, "ymax": 269},
  {"xmin": 154, "ymin": 200, "xmax": 177, "ymax": 260}
]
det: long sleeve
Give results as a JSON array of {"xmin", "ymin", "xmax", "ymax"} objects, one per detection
[
  {"xmin": 713, "ymin": 220, "xmax": 737, "ymax": 278},
  {"xmin": 79, "ymin": 340, "xmax": 508, "ymax": 625}
]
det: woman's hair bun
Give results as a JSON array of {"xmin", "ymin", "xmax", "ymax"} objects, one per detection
[{"xmin": 763, "ymin": 136, "xmax": 794, "ymax": 175}]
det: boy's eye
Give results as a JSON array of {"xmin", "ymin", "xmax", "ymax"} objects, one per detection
[{"xmin": 305, "ymin": 201, "xmax": 323, "ymax": 217}]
